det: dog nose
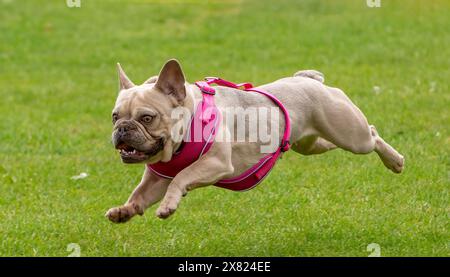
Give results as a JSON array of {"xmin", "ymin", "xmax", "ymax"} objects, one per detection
[{"xmin": 118, "ymin": 125, "xmax": 129, "ymax": 136}]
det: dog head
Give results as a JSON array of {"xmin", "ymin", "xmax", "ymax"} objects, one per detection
[{"xmin": 111, "ymin": 59, "xmax": 187, "ymax": 164}]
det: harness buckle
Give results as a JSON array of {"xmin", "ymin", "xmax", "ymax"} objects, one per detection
[
  {"xmin": 195, "ymin": 81, "xmax": 216, "ymax": 95},
  {"xmin": 204, "ymin": 77, "xmax": 220, "ymax": 83},
  {"xmin": 201, "ymin": 86, "xmax": 216, "ymax": 95},
  {"xmin": 281, "ymin": 140, "xmax": 290, "ymax": 152}
]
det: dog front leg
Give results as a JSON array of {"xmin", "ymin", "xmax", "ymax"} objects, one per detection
[
  {"xmin": 106, "ymin": 167, "xmax": 170, "ymax": 223},
  {"xmin": 156, "ymin": 151, "xmax": 233, "ymax": 219}
]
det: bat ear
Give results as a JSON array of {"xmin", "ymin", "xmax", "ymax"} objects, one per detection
[
  {"xmin": 117, "ymin": 63, "xmax": 135, "ymax": 90},
  {"xmin": 154, "ymin": 59, "xmax": 186, "ymax": 103}
]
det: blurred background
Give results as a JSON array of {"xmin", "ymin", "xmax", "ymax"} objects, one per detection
[{"xmin": 0, "ymin": 0, "xmax": 448, "ymax": 256}]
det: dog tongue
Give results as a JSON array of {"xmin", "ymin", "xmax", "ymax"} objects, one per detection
[{"xmin": 117, "ymin": 143, "xmax": 133, "ymax": 151}]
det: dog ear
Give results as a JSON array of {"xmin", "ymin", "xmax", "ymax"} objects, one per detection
[
  {"xmin": 154, "ymin": 59, "xmax": 186, "ymax": 103},
  {"xmin": 117, "ymin": 63, "xmax": 135, "ymax": 90}
]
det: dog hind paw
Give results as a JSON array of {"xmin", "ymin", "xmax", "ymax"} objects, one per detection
[
  {"xmin": 384, "ymin": 153, "xmax": 404, "ymax": 174},
  {"xmin": 377, "ymin": 147, "xmax": 404, "ymax": 174}
]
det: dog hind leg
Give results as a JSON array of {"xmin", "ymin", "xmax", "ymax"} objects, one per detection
[
  {"xmin": 312, "ymin": 88, "xmax": 404, "ymax": 173},
  {"xmin": 370, "ymin": 125, "xmax": 404, "ymax": 173},
  {"xmin": 291, "ymin": 136, "xmax": 337, "ymax": 155}
]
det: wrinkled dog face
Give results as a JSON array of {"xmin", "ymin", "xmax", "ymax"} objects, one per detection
[{"xmin": 111, "ymin": 59, "xmax": 186, "ymax": 164}]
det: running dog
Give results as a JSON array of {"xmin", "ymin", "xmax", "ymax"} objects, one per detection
[{"xmin": 106, "ymin": 59, "xmax": 404, "ymax": 222}]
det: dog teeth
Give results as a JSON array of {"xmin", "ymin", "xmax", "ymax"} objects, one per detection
[{"xmin": 119, "ymin": 148, "xmax": 139, "ymax": 156}]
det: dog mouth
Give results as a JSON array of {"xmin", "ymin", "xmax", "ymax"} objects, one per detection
[
  {"xmin": 115, "ymin": 139, "xmax": 164, "ymax": 163},
  {"xmin": 116, "ymin": 143, "xmax": 149, "ymax": 163}
]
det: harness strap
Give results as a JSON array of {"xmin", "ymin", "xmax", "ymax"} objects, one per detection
[
  {"xmin": 201, "ymin": 77, "xmax": 291, "ymax": 152},
  {"xmin": 149, "ymin": 77, "xmax": 292, "ymax": 192},
  {"xmin": 205, "ymin": 77, "xmax": 254, "ymax": 90}
]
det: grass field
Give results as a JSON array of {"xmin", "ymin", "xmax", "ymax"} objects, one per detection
[{"xmin": 0, "ymin": 0, "xmax": 449, "ymax": 256}]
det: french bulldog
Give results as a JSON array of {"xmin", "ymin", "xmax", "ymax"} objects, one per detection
[{"xmin": 106, "ymin": 59, "xmax": 404, "ymax": 222}]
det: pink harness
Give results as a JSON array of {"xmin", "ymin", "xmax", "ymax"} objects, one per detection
[{"xmin": 147, "ymin": 77, "xmax": 291, "ymax": 191}]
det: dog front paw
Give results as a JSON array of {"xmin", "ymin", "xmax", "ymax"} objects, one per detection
[
  {"xmin": 155, "ymin": 199, "xmax": 178, "ymax": 219},
  {"xmin": 105, "ymin": 203, "xmax": 142, "ymax": 223}
]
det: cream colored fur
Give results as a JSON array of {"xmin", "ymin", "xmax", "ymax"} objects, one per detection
[{"xmin": 106, "ymin": 59, "xmax": 404, "ymax": 222}]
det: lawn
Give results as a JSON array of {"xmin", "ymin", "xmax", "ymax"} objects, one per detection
[{"xmin": 0, "ymin": 0, "xmax": 448, "ymax": 256}]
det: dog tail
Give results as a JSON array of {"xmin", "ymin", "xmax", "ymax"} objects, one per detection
[{"xmin": 293, "ymin": 70, "xmax": 325, "ymax": 83}]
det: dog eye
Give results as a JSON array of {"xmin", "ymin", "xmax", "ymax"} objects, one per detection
[
  {"xmin": 112, "ymin": 113, "xmax": 119, "ymax": 123},
  {"xmin": 141, "ymin": 115, "xmax": 153, "ymax": 123}
]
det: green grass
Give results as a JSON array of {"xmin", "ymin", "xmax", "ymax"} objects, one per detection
[{"xmin": 0, "ymin": 0, "xmax": 449, "ymax": 256}]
